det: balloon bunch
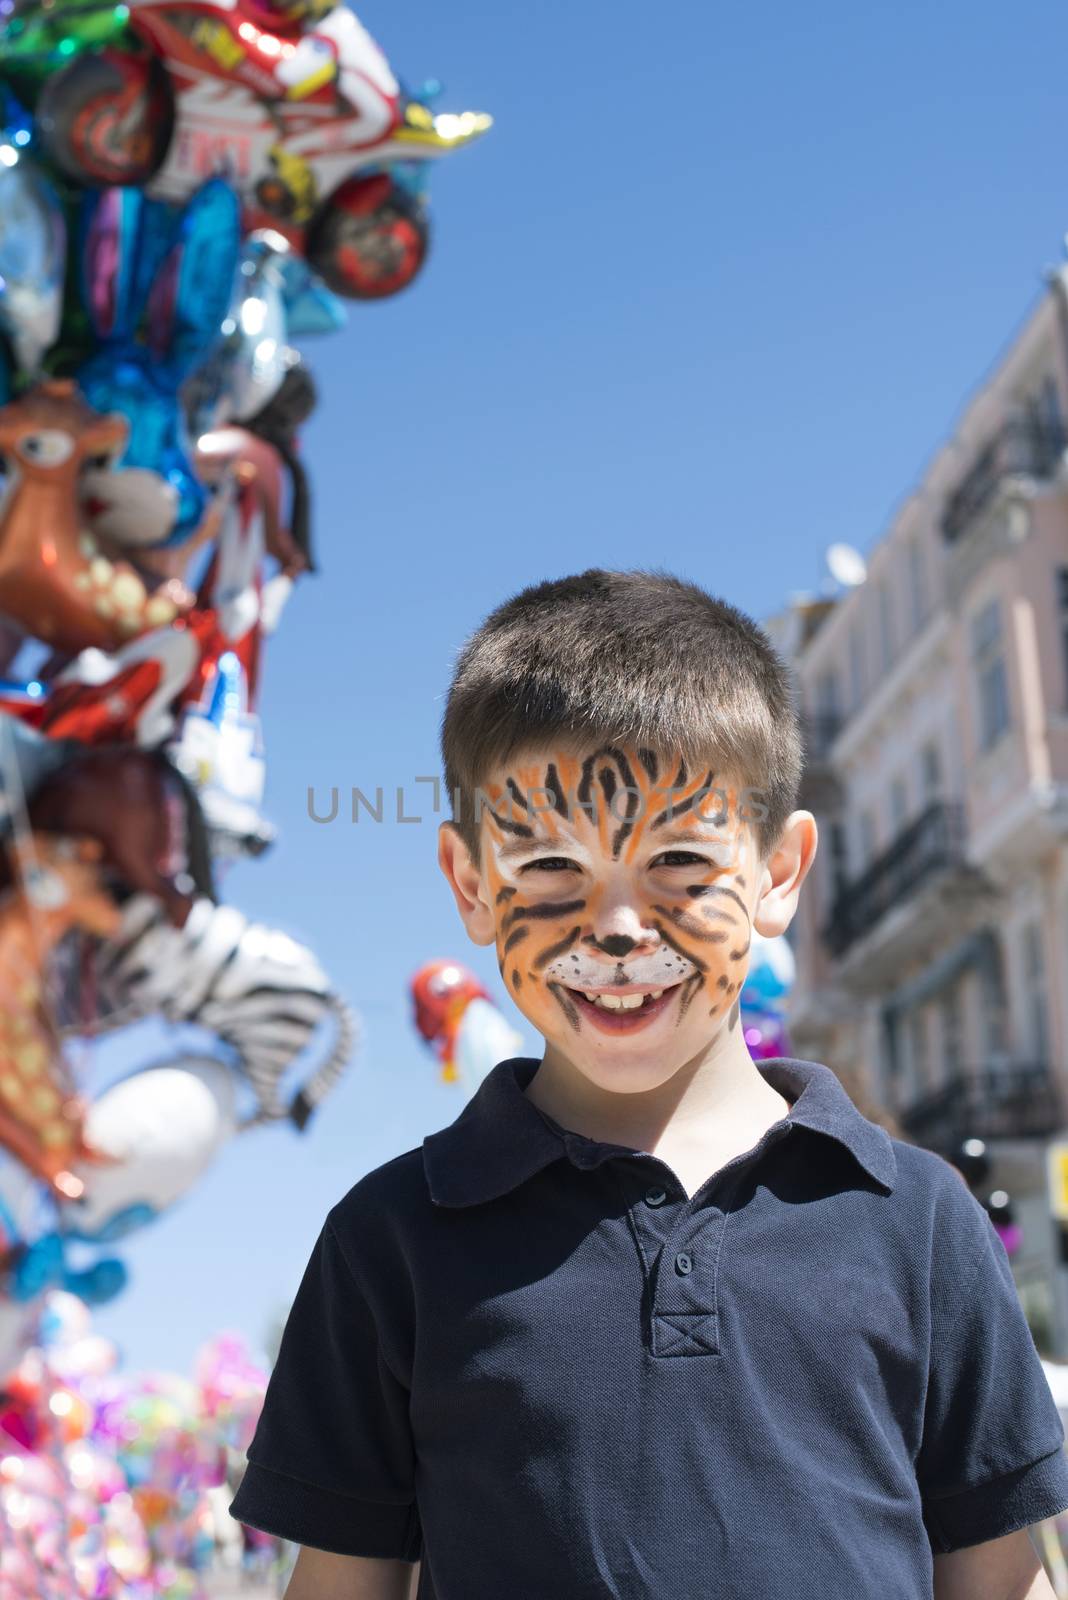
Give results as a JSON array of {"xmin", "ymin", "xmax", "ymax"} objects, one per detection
[
  {"xmin": 0, "ymin": 0, "xmax": 489, "ymax": 1368},
  {"xmin": 410, "ymin": 960, "xmax": 523, "ymax": 1094},
  {"xmin": 0, "ymin": 1289, "xmax": 275, "ymax": 1598},
  {"xmin": 739, "ymin": 928, "xmax": 795, "ymax": 1061}
]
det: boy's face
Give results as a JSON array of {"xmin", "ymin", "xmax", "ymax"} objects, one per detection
[{"xmin": 439, "ymin": 742, "xmax": 816, "ymax": 1095}]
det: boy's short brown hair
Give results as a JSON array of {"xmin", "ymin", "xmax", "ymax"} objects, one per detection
[{"xmin": 440, "ymin": 568, "xmax": 803, "ymax": 869}]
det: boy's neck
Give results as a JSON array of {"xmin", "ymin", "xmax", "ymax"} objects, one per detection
[{"xmin": 524, "ymin": 1037, "xmax": 793, "ymax": 1199}]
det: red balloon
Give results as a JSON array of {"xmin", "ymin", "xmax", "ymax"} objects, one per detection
[{"xmin": 410, "ymin": 960, "xmax": 488, "ymax": 1045}]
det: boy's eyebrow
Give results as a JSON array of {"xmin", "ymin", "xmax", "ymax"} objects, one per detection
[
  {"xmin": 494, "ymin": 833, "xmax": 574, "ymax": 860},
  {"xmin": 654, "ymin": 824, "xmax": 733, "ymax": 847},
  {"xmin": 493, "ymin": 822, "xmax": 734, "ymax": 861}
]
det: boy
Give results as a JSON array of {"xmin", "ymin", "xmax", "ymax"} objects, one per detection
[{"xmin": 230, "ymin": 568, "xmax": 1068, "ymax": 1599}]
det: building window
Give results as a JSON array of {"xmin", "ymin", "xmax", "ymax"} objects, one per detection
[
  {"xmin": 920, "ymin": 740, "xmax": 942, "ymax": 804},
  {"xmin": 939, "ymin": 984, "xmax": 964, "ymax": 1077},
  {"xmin": 907, "ymin": 539, "xmax": 927, "ymax": 635},
  {"xmin": 890, "ymin": 776, "xmax": 908, "ymax": 833},
  {"xmin": 1057, "ymin": 566, "xmax": 1068, "ymax": 711},
  {"xmin": 1022, "ymin": 919, "xmax": 1049, "ymax": 1063},
  {"xmin": 1040, "ymin": 372, "xmax": 1064, "ymax": 446},
  {"xmin": 815, "ymin": 667, "xmax": 841, "ymax": 716},
  {"xmin": 828, "ymin": 820, "xmax": 848, "ymax": 896},
  {"xmin": 878, "ymin": 580, "xmax": 896, "ymax": 672},
  {"xmin": 908, "ymin": 1008, "xmax": 928, "ymax": 1095},
  {"xmin": 970, "ymin": 597, "xmax": 1010, "ymax": 751},
  {"xmin": 849, "ymin": 622, "xmax": 865, "ymax": 709},
  {"xmin": 858, "ymin": 809, "xmax": 877, "ymax": 871}
]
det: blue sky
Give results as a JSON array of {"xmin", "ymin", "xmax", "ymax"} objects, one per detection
[{"xmin": 83, "ymin": 0, "xmax": 1068, "ymax": 1372}]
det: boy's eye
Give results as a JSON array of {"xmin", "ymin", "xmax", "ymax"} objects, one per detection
[
  {"xmin": 653, "ymin": 851, "xmax": 713, "ymax": 868},
  {"xmin": 518, "ymin": 857, "xmax": 577, "ymax": 874}
]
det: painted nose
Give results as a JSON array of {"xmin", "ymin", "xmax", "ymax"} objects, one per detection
[{"xmin": 597, "ymin": 934, "xmax": 639, "ymax": 957}]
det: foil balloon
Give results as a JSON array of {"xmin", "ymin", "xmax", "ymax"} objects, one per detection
[
  {"xmin": 187, "ymin": 232, "xmax": 293, "ymax": 432},
  {"xmin": 452, "ymin": 997, "xmax": 524, "ymax": 1094},
  {"xmin": 0, "ymin": 136, "xmax": 65, "ymax": 379},
  {"xmin": 305, "ymin": 171, "xmax": 430, "ymax": 301},
  {"xmin": 77, "ymin": 177, "xmax": 243, "ymax": 549},
  {"xmin": 0, "ymin": 834, "xmax": 122, "ymax": 1199},
  {"xmin": 411, "ymin": 959, "xmax": 522, "ymax": 1090},
  {"xmin": 739, "ymin": 926, "xmax": 796, "ymax": 1009},
  {"xmin": 59, "ymin": 1057, "xmax": 239, "ymax": 1245},
  {"xmin": 0, "ymin": 380, "xmax": 191, "ymax": 651}
]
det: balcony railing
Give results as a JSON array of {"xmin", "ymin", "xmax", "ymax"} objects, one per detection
[
  {"xmin": 941, "ymin": 414, "xmax": 1065, "ymax": 544},
  {"xmin": 899, "ymin": 1062, "xmax": 1062, "ymax": 1153},
  {"xmin": 823, "ymin": 801, "xmax": 966, "ymax": 957},
  {"xmin": 799, "ymin": 710, "xmax": 843, "ymax": 763}
]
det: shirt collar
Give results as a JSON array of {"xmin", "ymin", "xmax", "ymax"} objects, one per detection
[{"xmin": 422, "ymin": 1055, "xmax": 897, "ymax": 1207}]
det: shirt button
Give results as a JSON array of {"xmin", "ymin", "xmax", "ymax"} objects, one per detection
[
  {"xmin": 675, "ymin": 1252, "xmax": 693, "ymax": 1275},
  {"xmin": 645, "ymin": 1187, "xmax": 668, "ymax": 1207}
]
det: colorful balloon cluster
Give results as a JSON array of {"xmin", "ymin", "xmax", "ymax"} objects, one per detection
[
  {"xmin": 0, "ymin": 1289, "xmax": 274, "ymax": 1598},
  {"xmin": 0, "ymin": 0, "xmax": 489, "ymax": 1379},
  {"xmin": 739, "ymin": 928, "xmax": 795, "ymax": 1061}
]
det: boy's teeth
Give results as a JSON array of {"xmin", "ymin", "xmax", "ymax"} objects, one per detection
[{"xmin": 586, "ymin": 989, "xmax": 664, "ymax": 1010}]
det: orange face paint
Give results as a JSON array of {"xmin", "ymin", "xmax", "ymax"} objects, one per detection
[{"xmin": 475, "ymin": 743, "xmax": 762, "ymax": 1070}]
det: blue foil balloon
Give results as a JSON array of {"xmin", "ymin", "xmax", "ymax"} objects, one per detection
[
  {"xmin": 77, "ymin": 177, "xmax": 242, "ymax": 548},
  {"xmin": 740, "ymin": 927, "xmax": 795, "ymax": 1008}
]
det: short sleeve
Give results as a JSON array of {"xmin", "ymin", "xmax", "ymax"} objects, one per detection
[
  {"xmin": 228, "ymin": 1219, "xmax": 422, "ymax": 1560},
  {"xmin": 917, "ymin": 1189, "xmax": 1068, "ymax": 1553}
]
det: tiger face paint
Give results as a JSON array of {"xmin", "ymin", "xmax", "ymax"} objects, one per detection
[{"xmin": 471, "ymin": 743, "xmax": 766, "ymax": 1084}]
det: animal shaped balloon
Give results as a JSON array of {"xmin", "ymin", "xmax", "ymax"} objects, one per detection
[
  {"xmin": 411, "ymin": 959, "xmax": 523, "ymax": 1091},
  {"xmin": 77, "ymin": 178, "xmax": 243, "ymax": 549},
  {"xmin": 0, "ymin": 833, "xmax": 122, "ymax": 1199},
  {"xmin": 0, "ymin": 381, "xmax": 192, "ymax": 652},
  {"xmin": 59, "ymin": 1057, "xmax": 240, "ymax": 1245}
]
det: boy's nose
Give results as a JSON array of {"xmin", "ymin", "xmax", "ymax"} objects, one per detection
[{"xmin": 586, "ymin": 915, "xmax": 661, "ymax": 958}]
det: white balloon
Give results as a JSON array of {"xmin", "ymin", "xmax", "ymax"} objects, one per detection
[{"xmin": 62, "ymin": 1057, "xmax": 239, "ymax": 1241}]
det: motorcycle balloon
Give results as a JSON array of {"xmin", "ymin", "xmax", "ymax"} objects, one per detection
[
  {"xmin": 306, "ymin": 173, "xmax": 430, "ymax": 300},
  {"xmin": 35, "ymin": 46, "xmax": 174, "ymax": 188},
  {"xmin": 0, "ymin": 145, "xmax": 65, "ymax": 378}
]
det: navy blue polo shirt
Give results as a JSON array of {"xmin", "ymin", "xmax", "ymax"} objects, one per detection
[{"xmin": 230, "ymin": 1055, "xmax": 1068, "ymax": 1598}]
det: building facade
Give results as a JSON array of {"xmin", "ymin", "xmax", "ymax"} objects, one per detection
[{"xmin": 768, "ymin": 264, "xmax": 1068, "ymax": 1353}]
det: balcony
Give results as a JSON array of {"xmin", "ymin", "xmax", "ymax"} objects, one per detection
[
  {"xmin": 822, "ymin": 801, "xmax": 999, "ymax": 992},
  {"xmin": 941, "ymin": 414, "xmax": 1065, "ymax": 545},
  {"xmin": 899, "ymin": 1063, "xmax": 1062, "ymax": 1154}
]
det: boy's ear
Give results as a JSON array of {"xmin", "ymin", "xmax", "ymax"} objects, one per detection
[
  {"xmin": 437, "ymin": 821, "xmax": 497, "ymax": 946},
  {"xmin": 752, "ymin": 810, "xmax": 818, "ymax": 940}
]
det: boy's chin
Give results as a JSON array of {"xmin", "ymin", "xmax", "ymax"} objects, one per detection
[{"xmin": 547, "ymin": 1039, "xmax": 709, "ymax": 1097}]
